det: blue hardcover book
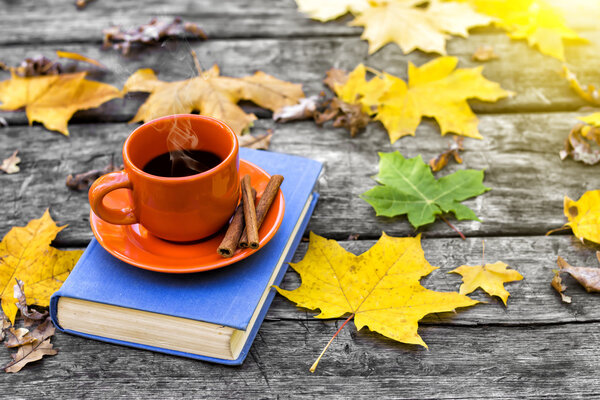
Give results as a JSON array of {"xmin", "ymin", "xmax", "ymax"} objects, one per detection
[{"xmin": 50, "ymin": 148, "xmax": 322, "ymax": 365}]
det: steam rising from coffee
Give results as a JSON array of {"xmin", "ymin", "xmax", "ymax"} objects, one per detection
[{"xmin": 164, "ymin": 118, "xmax": 209, "ymax": 176}]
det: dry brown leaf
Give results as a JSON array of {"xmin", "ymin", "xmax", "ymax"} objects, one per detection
[
  {"xmin": 27, "ymin": 317, "xmax": 56, "ymax": 343},
  {"xmin": 103, "ymin": 17, "xmax": 207, "ymax": 55},
  {"xmin": 9, "ymin": 51, "xmax": 105, "ymax": 77},
  {"xmin": 4, "ymin": 338, "xmax": 57, "ymax": 373},
  {"xmin": 13, "ymin": 280, "xmax": 48, "ymax": 327},
  {"xmin": 4, "ymin": 328, "xmax": 35, "ymax": 348},
  {"xmin": 472, "ymin": 45, "xmax": 498, "ymax": 62},
  {"xmin": 124, "ymin": 64, "xmax": 304, "ymax": 136},
  {"xmin": 3, "ymin": 317, "xmax": 57, "ymax": 373},
  {"xmin": 0, "ymin": 311, "xmax": 10, "ymax": 341},
  {"xmin": 559, "ymin": 123, "xmax": 600, "ymax": 165},
  {"xmin": 314, "ymin": 97, "xmax": 370, "ymax": 137},
  {"xmin": 557, "ymin": 254, "xmax": 600, "ymax": 293},
  {"xmin": 0, "ymin": 150, "xmax": 20, "ymax": 174},
  {"xmin": 323, "ymin": 68, "xmax": 349, "ymax": 92},
  {"xmin": 66, "ymin": 162, "xmax": 123, "ymax": 191},
  {"xmin": 15, "ymin": 55, "xmax": 60, "ymax": 77},
  {"xmin": 273, "ymin": 96, "xmax": 323, "ymax": 122},
  {"xmin": 429, "ymin": 136, "xmax": 464, "ymax": 172},
  {"xmin": 237, "ymin": 132, "xmax": 273, "ymax": 150},
  {"xmin": 551, "ymin": 270, "xmax": 572, "ymax": 303}
]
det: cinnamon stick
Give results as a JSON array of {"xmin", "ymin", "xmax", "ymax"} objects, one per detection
[
  {"xmin": 217, "ymin": 188, "xmax": 256, "ymax": 257},
  {"xmin": 241, "ymin": 175, "xmax": 260, "ymax": 249},
  {"xmin": 239, "ymin": 174, "xmax": 284, "ymax": 248}
]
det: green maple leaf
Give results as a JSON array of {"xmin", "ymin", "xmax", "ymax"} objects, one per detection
[{"xmin": 361, "ymin": 152, "xmax": 490, "ymax": 228}]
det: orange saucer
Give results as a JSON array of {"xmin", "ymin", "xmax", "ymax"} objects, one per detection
[{"xmin": 90, "ymin": 159, "xmax": 285, "ymax": 273}]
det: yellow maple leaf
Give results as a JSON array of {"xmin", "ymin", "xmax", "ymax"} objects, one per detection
[
  {"xmin": 0, "ymin": 210, "xmax": 83, "ymax": 323},
  {"xmin": 350, "ymin": 0, "xmax": 491, "ymax": 55},
  {"xmin": 463, "ymin": 0, "xmax": 584, "ymax": 60},
  {"xmin": 563, "ymin": 190, "xmax": 600, "ymax": 244},
  {"xmin": 276, "ymin": 232, "xmax": 477, "ymax": 370},
  {"xmin": 580, "ymin": 113, "xmax": 600, "ymax": 127},
  {"xmin": 0, "ymin": 71, "xmax": 120, "ymax": 136},
  {"xmin": 295, "ymin": 0, "xmax": 371, "ymax": 21},
  {"xmin": 450, "ymin": 262, "xmax": 523, "ymax": 305},
  {"xmin": 123, "ymin": 65, "xmax": 304, "ymax": 136},
  {"xmin": 335, "ymin": 57, "xmax": 512, "ymax": 142},
  {"xmin": 561, "ymin": 66, "xmax": 600, "ymax": 127}
]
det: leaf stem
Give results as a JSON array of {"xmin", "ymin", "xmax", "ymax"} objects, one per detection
[
  {"xmin": 546, "ymin": 226, "xmax": 571, "ymax": 236},
  {"xmin": 310, "ymin": 313, "xmax": 354, "ymax": 373},
  {"xmin": 440, "ymin": 216, "xmax": 466, "ymax": 240},
  {"xmin": 190, "ymin": 50, "xmax": 202, "ymax": 76}
]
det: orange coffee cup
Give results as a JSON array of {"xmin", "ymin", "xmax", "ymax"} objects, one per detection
[{"xmin": 89, "ymin": 114, "xmax": 240, "ymax": 242}]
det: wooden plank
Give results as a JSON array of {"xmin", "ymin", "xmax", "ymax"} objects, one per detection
[
  {"xmin": 1, "ymin": 319, "xmax": 599, "ymax": 398},
  {"xmin": 2, "ymin": 0, "xmax": 600, "ymax": 44},
  {"xmin": 0, "ymin": 112, "xmax": 597, "ymax": 243},
  {"xmin": 0, "ymin": 34, "xmax": 599, "ymax": 115},
  {"xmin": 0, "ymin": 0, "xmax": 361, "ymax": 44},
  {"xmin": 273, "ymin": 235, "xmax": 600, "ymax": 325}
]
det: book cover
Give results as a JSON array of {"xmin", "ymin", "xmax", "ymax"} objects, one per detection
[{"xmin": 50, "ymin": 147, "xmax": 322, "ymax": 365}]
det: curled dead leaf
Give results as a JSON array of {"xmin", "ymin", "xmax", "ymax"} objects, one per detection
[
  {"xmin": 557, "ymin": 254, "xmax": 600, "ymax": 293},
  {"xmin": 4, "ymin": 338, "xmax": 57, "ymax": 373},
  {"xmin": 0, "ymin": 150, "xmax": 20, "ymax": 174},
  {"xmin": 4, "ymin": 328, "xmax": 35, "ymax": 348},
  {"xmin": 13, "ymin": 280, "xmax": 49, "ymax": 326},
  {"xmin": 315, "ymin": 97, "xmax": 370, "ymax": 137},
  {"xmin": 560, "ymin": 123, "xmax": 600, "ymax": 165},
  {"xmin": 472, "ymin": 45, "xmax": 498, "ymax": 62},
  {"xmin": 3, "ymin": 317, "xmax": 57, "ymax": 373},
  {"xmin": 429, "ymin": 136, "xmax": 464, "ymax": 172},
  {"xmin": 0, "ymin": 311, "xmax": 10, "ymax": 341},
  {"xmin": 66, "ymin": 162, "xmax": 123, "ymax": 191},
  {"xmin": 551, "ymin": 269, "xmax": 571, "ymax": 303},
  {"xmin": 273, "ymin": 96, "xmax": 323, "ymax": 123},
  {"xmin": 103, "ymin": 17, "xmax": 207, "ymax": 55}
]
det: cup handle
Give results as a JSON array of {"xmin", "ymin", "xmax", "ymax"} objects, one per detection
[{"xmin": 89, "ymin": 171, "xmax": 137, "ymax": 225}]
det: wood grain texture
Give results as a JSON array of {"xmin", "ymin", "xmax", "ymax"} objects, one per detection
[
  {"xmin": 0, "ymin": 112, "xmax": 598, "ymax": 244},
  {"xmin": 1, "ymin": 34, "xmax": 600, "ymax": 116},
  {"xmin": 1, "ymin": 235, "xmax": 599, "ymax": 398},
  {"xmin": 0, "ymin": 317, "xmax": 599, "ymax": 399},
  {"xmin": 276, "ymin": 236, "xmax": 600, "ymax": 325},
  {"xmin": 2, "ymin": 0, "xmax": 600, "ymax": 395},
  {"xmin": 2, "ymin": 0, "xmax": 600, "ymax": 44}
]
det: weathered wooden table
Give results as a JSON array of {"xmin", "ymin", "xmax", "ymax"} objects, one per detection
[{"xmin": 1, "ymin": 1, "xmax": 600, "ymax": 398}]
